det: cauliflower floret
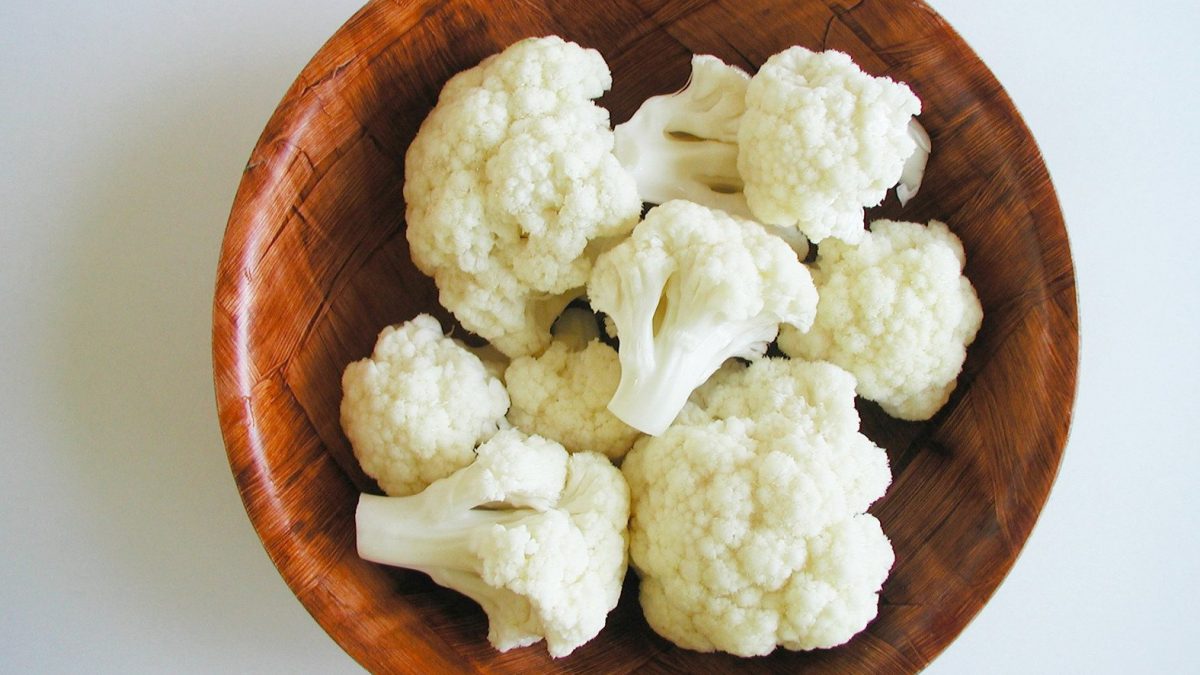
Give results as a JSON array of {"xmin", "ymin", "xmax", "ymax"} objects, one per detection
[
  {"xmin": 621, "ymin": 358, "xmax": 893, "ymax": 656},
  {"xmin": 356, "ymin": 429, "xmax": 630, "ymax": 658},
  {"xmin": 612, "ymin": 50, "xmax": 921, "ymax": 250},
  {"xmin": 738, "ymin": 46, "xmax": 923, "ymax": 244},
  {"xmin": 587, "ymin": 200, "xmax": 818, "ymax": 436},
  {"xmin": 506, "ymin": 310, "xmax": 642, "ymax": 460},
  {"xmin": 340, "ymin": 314, "xmax": 509, "ymax": 496},
  {"xmin": 404, "ymin": 36, "xmax": 641, "ymax": 357},
  {"xmin": 778, "ymin": 219, "xmax": 984, "ymax": 420}
]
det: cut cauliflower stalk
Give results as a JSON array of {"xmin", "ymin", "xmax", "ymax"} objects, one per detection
[
  {"xmin": 340, "ymin": 314, "xmax": 509, "ymax": 496},
  {"xmin": 404, "ymin": 36, "xmax": 641, "ymax": 357},
  {"xmin": 356, "ymin": 428, "xmax": 630, "ymax": 658},
  {"xmin": 739, "ymin": 46, "xmax": 924, "ymax": 243},
  {"xmin": 587, "ymin": 199, "xmax": 818, "ymax": 436},
  {"xmin": 622, "ymin": 358, "xmax": 893, "ymax": 656},
  {"xmin": 779, "ymin": 219, "xmax": 983, "ymax": 421},
  {"xmin": 506, "ymin": 308, "xmax": 642, "ymax": 460},
  {"xmin": 613, "ymin": 55, "xmax": 752, "ymax": 217}
]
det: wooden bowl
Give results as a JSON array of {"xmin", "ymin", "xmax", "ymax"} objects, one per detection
[{"xmin": 212, "ymin": 0, "xmax": 1078, "ymax": 672}]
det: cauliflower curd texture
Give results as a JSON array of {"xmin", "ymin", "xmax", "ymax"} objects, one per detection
[
  {"xmin": 739, "ymin": 47, "xmax": 922, "ymax": 244},
  {"xmin": 779, "ymin": 220, "xmax": 983, "ymax": 420},
  {"xmin": 505, "ymin": 310, "xmax": 641, "ymax": 460},
  {"xmin": 340, "ymin": 314, "xmax": 509, "ymax": 496},
  {"xmin": 622, "ymin": 359, "xmax": 894, "ymax": 656},
  {"xmin": 404, "ymin": 36, "xmax": 641, "ymax": 357}
]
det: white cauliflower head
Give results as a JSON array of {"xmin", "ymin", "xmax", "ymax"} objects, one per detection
[
  {"xmin": 587, "ymin": 199, "xmax": 819, "ymax": 436},
  {"xmin": 404, "ymin": 36, "xmax": 641, "ymax": 357},
  {"xmin": 340, "ymin": 314, "xmax": 509, "ymax": 496},
  {"xmin": 778, "ymin": 219, "xmax": 984, "ymax": 420},
  {"xmin": 621, "ymin": 358, "xmax": 893, "ymax": 656},
  {"xmin": 506, "ymin": 310, "xmax": 642, "ymax": 460},
  {"xmin": 738, "ymin": 46, "xmax": 922, "ymax": 244}
]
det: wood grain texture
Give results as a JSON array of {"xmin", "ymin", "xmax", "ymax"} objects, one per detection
[{"xmin": 212, "ymin": 0, "xmax": 1079, "ymax": 672}]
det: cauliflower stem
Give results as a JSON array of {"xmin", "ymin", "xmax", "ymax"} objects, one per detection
[
  {"xmin": 358, "ymin": 491, "xmax": 544, "ymax": 576},
  {"xmin": 612, "ymin": 55, "xmax": 752, "ymax": 217},
  {"xmin": 357, "ymin": 492, "xmax": 554, "ymax": 653},
  {"xmin": 605, "ymin": 306, "xmax": 780, "ymax": 437},
  {"xmin": 356, "ymin": 429, "xmax": 629, "ymax": 658},
  {"xmin": 589, "ymin": 200, "xmax": 817, "ymax": 436}
]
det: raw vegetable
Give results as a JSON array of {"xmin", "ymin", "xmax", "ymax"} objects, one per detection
[
  {"xmin": 356, "ymin": 428, "xmax": 630, "ymax": 658},
  {"xmin": 613, "ymin": 49, "xmax": 930, "ymax": 243},
  {"xmin": 739, "ymin": 46, "xmax": 925, "ymax": 243},
  {"xmin": 340, "ymin": 314, "xmax": 509, "ymax": 496},
  {"xmin": 587, "ymin": 199, "xmax": 818, "ymax": 436},
  {"xmin": 404, "ymin": 36, "xmax": 641, "ymax": 357},
  {"xmin": 505, "ymin": 309, "xmax": 642, "ymax": 459},
  {"xmin": 621, "ymin": 358, "xmax": 893, "ymax": 656},
  {"xmin": 778, "ymin": 219, "xmax": 983, "ymax": 420}
]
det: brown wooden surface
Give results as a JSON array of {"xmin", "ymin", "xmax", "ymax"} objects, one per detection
[{"xmin": 212, "ymin": 0, "xmax": 1079, "ymax": 672}]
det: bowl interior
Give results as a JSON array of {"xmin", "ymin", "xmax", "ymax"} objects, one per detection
[{"xmin": 213, "ymin": 0, "xmax": 1078, "ymax": 672}]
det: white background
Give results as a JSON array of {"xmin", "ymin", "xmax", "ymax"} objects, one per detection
[{"xmin": 2, "ymin": 1, "xmax": 1196, "ymax": 672}]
